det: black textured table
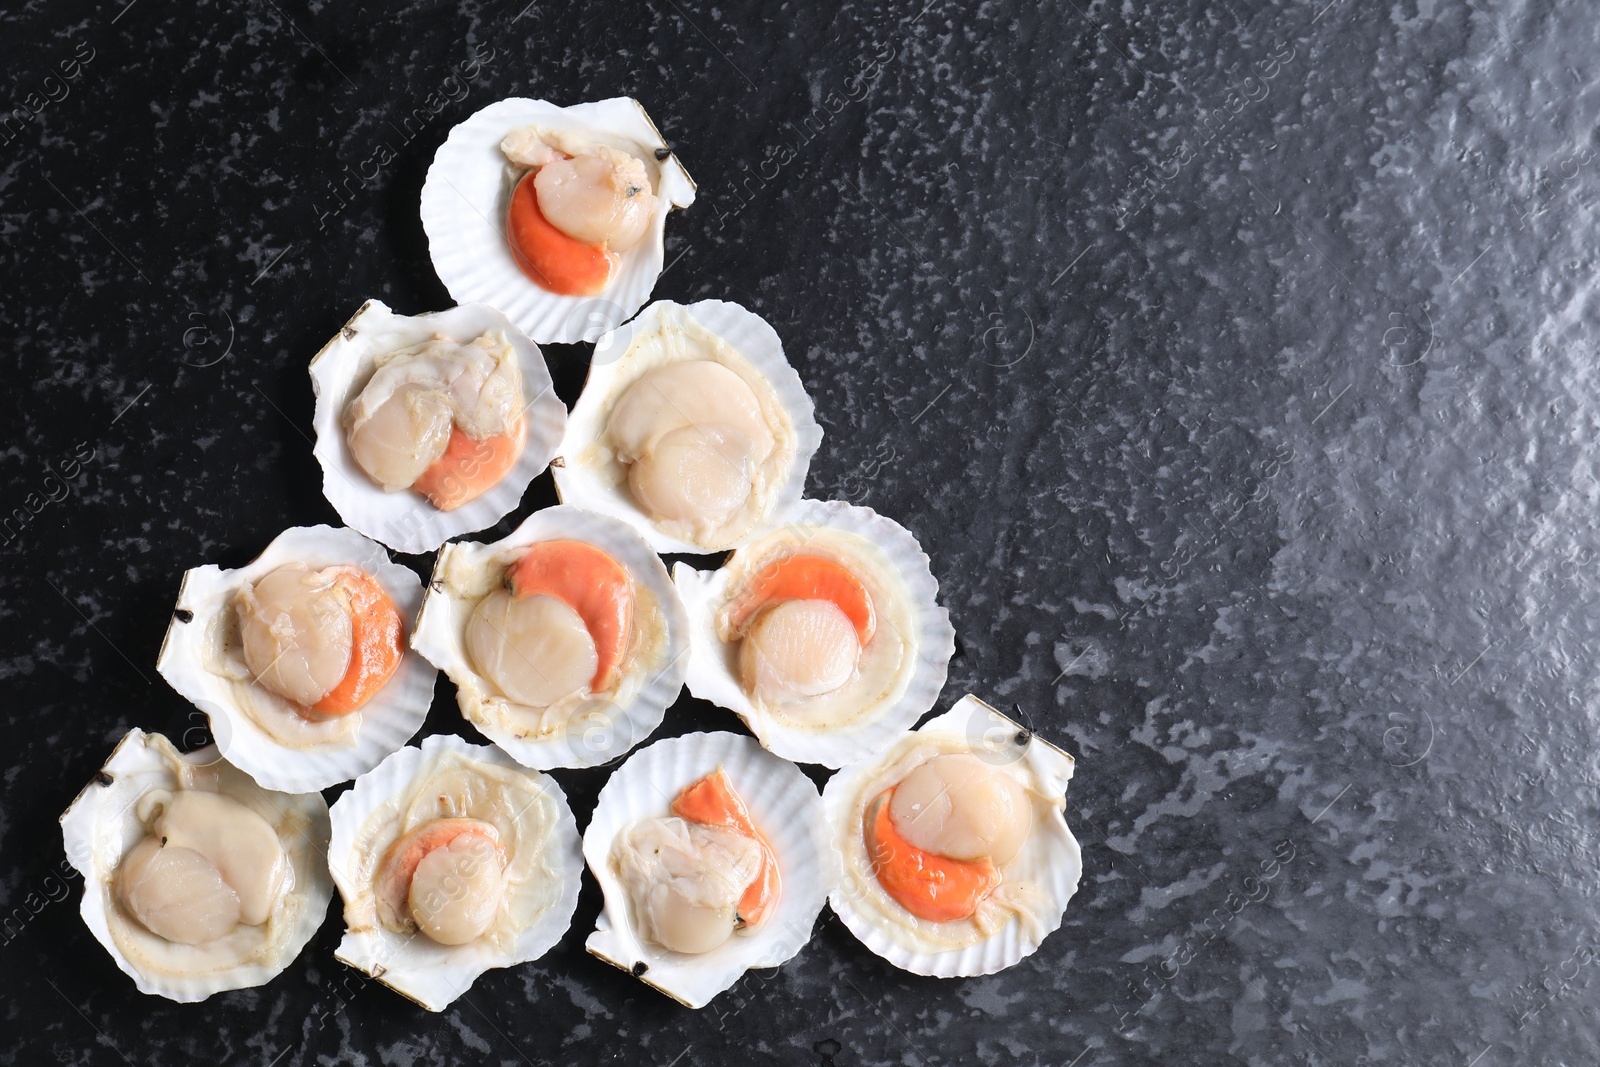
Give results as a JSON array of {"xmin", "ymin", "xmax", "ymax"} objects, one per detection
[{"xmin": 5, "ymin": 1, "xmax": 1597, "ymax": 1064}]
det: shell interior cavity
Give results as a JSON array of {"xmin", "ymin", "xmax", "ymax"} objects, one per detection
[
  {"xmin": 156, "ymin": 524, "xmax": 436, "ymax": 793},
  {"xmin": 327, "ymin": 734, "xmax": 582, "ymax": 1011},
  {"xmin": 411, "ymin": 504, "xmax": 689, "ymax": 770},
  {"xmin": 673, "ymin": 499, "xmax": 955, "ymax": 767},
  {"xmin": 583, "ymin": 731, "xmax": 841, "ymax": 1008},
  {"xmin": 421, "ymin": 96, "xmax": 696, "ymax": 345},
  {"xmin": 554, "ymin": 299, "xmax": 823, "ymax": 554},
  {"xmin": 823, "ymin": 695, "xmax": 1082, "ymax": 978},
  {"xmin": 310, "ymin": 299, "xmax": 566, "ymax": 555},
  {"xmin": 58, "ymin": 729, "xmax": 333, "ymax": 1002}
]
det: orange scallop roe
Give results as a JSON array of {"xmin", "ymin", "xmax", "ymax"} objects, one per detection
[
  {"xmin": 725, "ymin": 553, "xmax": 876, "ymax": 644},
  {"xmin": 671, "ymin": 768, "xmax": 780, "ymax": 929},
  {"xmin": 506, "ymin": 170, "xmax": 616, "ymax": 297},
  {"xmin": 863, "ymin": 787, "xmax": 1001, "ymax": 923},
  {"xmin": 413, "ymin": 414, "xmax": 526, "ymax": 512},
  {"xmin": 505, "ymin": 539, "xmax": 634, "ymax": 693},
  {"xmin": 305, "ymin": 568, "xmax": 403, "ymax": 719}
]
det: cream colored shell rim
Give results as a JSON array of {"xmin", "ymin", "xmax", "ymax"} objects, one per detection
[
  {"xmin": 552, "ymin": 298, "xmax": 824, "ymax": 554},
  {"xmin": 58, "ymin": 728, "xmax": 334, "ymax": 1002},
  {"xmin": 822, "ymin": 695, "xmax": 1082, "ymax": 978},
  {"xmin": 326, "ymin": 733, "xmax": 583, "ymax": 1012},
  {"xmin": 155, "ymin": 524, "xmax": 436, "ymax": 794},
  {"xmin": 308, "ymin": 298, "xmax": 567, "ymax": 556},
  {"xmin": 672, "ymin": 499, "xmax": 955, "ymax": 767},
  {"xmin": 420, "ymin": 96, "xmax": 696, "ymax": 345},
  {"xmin": 582, "ymin": 730, "xmax": 842, "ymax": 1009},
  {"xmin": 410, "ymin": 504, "xmax": 689, "ymax": 769}
]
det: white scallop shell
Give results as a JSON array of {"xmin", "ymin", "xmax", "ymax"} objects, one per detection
[
  {"xmin": 309, "ymin": 298, "xmax": 567, "ymax": 555},
  {"xmin": 411, "ymin": 505, "xmax": 688, "ymax": 769},
  {"xmin": 672, "ymin": 499, "xmax": 955, "ymax": 767},
  {"xmin": 156, "ymin": 525, "xmax": 436, "ymax": 794},
  {"xmin": 583, "ymin": 731, "xmax": 840, "ymax": 1008},
  {"xmin": 823, "ymin": 695, "xmax": 1082, "ymax": 977},
  {"xmin": 327, "ymin": 734, "xmax": 582, "ymax": 1011},
  {"xmin": 421, "ymin": 96, "xmax": 696, "ymax": 345},
  {"xmin": 553, "ymin": 299, "xmax": 824, "ymax": 554},
  {"xmin": 58, "ymin": 728, "xmax": 333, "ymax": 1002}
]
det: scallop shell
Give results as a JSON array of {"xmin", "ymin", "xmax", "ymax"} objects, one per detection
[
  {"xmin": 327, "ymin": 734, "xmax": 582, "ymax": 1011},
  {"xmin": 309, "ymin": 298, "xmax": 566, "ymax": 555},
  {"xmin": 421, "ymin": 96, "xmax": 696, "ymax": 344},
  {"xmin": 411, "ymin": 505, "xmax": 688, "ymax": 769},
  {"xmin": 156, "ymin": 525, "xmax": 436, "ymax": 794},
  {"xmin": 58, "ymin": 728, "xmax": 333, "ymax": 1002},
  {"xmin": 583, "ymin": 731, "xmax": 840, "ymax": 1008},
  {"xmin": 672, "ymin": 499, "xmax": 955, "ymax": 767},
  {"xmin": 553, "ymin": 299, "xmax": 824, "ymax": 554},
  {"xmin": 823, "ymin": 695, "xmax": 1082, "ymax": 977}
]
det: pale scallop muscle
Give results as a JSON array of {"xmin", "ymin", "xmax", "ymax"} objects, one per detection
[
  {"xmin": 608, "ymin": 361, "xmax": 772, "ymax": 459},
  {"xmin": 465, "ymin": 589, "xmax": 598, "ymax": 707},
  {"xmin": 236, "ymin": 563, "xmax": 353, "ymax": 707},
  {"xmin": 613, "ymin": 816, "xmax": 761, "ymax": 955},
  {"xmin": 739, "ymin": 599, "xmax": 861, "ymax": 704},
  {"xmin": 152, "ymin": 791, "xmax": 290, "ymax": 925},
  {"xmin": 535, "ymin": 154, "xmax": 656, "ymax": 250},
  {"xmin": 348, "ymin": 383, "xmax": 454, "ymax": 489},
  {"xmin": 888, "ymin": 755, "xmax": 1034, "ymax": 866},
  {"xmin": 628, "ymin": 424, "xmax": 758, "ymax": 527},
  {"xmin": 345, "ymin": 333, "xmax": 523, "ymax": 491},
  {"xmin": 408, "ymin": 835, "xmax": 508, "ymax": 946},
  {"xmin": 607, "ymin": 361, "xmax": 776, "ymax": 528},
  {"xmin": 328, "ymin": 739, "xmax": 580, "ymax": 1010},
  {"xmin": 116, "ymin": 788, "xmax": 291, "ymax": 945},
  {"xmin": 117, "ymin": 839, "xmax": 242, "ymax": 946},
  {"xmin": 500, "ymin": 125, "xmax": 658, "ymax": 251}
]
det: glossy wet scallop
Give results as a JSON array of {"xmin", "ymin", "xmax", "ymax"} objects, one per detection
[
  {"xmin": 343, "ymin": 329, "xmax": 527, "ymax": 511},
  {"xmin": 673, "ymin": 499, "xmax": 955, "ymax": 767},
  {"xmin": 408, "ymin": 833, "xmax": 506, "ymax": 946},
  {"xmin": 506, "ymin": 538, "xmax": 634, "ymax": 691},
  {"xmin": 889, "ymin": 753, "xmax": 1034, "ymax": 866},
  {"xmin": 59, "ymin": 729, "xmax": 333, "ymax": 1002},
  {"xmin": 528, "ymin": 150, "xmax": 656, "ymax": 250},
  {"xmin": 460, "ymin": 535, "xmax": 638, "ymax": 710},
  {"xmin": 613, "ymin": 817, "xmax": 762, "ymax": 955},
  {"xmin": 117, "ymin": 837, "xmax": 246, "ymax": 945},
  {"xmin": 607, "ymin": 361, "xmax": 771, "ymax": 453},
  {"xmin": 738, "ymin": 597, "xmax": 862, "ymax": 704},
  {"xmin": 608, "ymin": 767, "xmax": 781, "ymax": 957},
  {"xmin": 422, "ymin": 97, "xmax": 696, "ymax": 344},
  {"xmin": 410, "ymin": 505, "xmax": 688, "ymax": 770},
  {"xmin": 504, "ymin": 139, "xmax": 659, "ymax": 298},
  {"xmin": 607, "ymin": 358, "xmax": 780, "ymax": 532},
  {"xmin": 346, "ymin": 380, "xmax": 454, "ymax": 491},
  {"xmin": 373, "ymin": 818, "xmax": 508, "ymax": 947},
  {"xmin": 500, "ymin": 128, "xmax": 661, "ymax": 297},
  {"xmin": 327, "ymin": 735, "xmax": 582, "ymax": 1012},
  {"xmin": 553, "ymin": 300, "xmax": 822, "ymax": 554},
  {"xmin": 235, "ymin": 564, "xmax": 359, "ymax": 709},
  {"xmin": 122, "ymin": 790, "xmax": 291, "ymax": 933},
  {"xmin": 583, "ymin": 731, "xmax": 839, "ymax": 1009},
  {"xmin": 309, "ymin": 300, "xmax": 566, "ymax": 555},
  {"xmin": 157, "ymin": 525, "xmax": 435, "ymax": 793},
  {"xmin": 465, "ymin": 590, "xmax": 599, "ymax": 707},
  {"xmin": 822, "ymin": 695, "xmax": 1082, "ymax": 978}
]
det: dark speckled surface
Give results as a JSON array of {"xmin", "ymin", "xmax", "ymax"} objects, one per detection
[{"xmin": 4, "ymin": 0, "xmax": 1600, "ymax": 1063}]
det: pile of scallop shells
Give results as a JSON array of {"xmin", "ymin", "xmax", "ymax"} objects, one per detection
[{"xmin": 59, "ymin": 97, "xmax": 1083, "ymax": 1010}]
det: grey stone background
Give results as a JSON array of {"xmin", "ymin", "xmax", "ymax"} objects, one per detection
[{"xmin": 2, "ymin": 0, "xmax": 1598, "ymax": 1063}]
